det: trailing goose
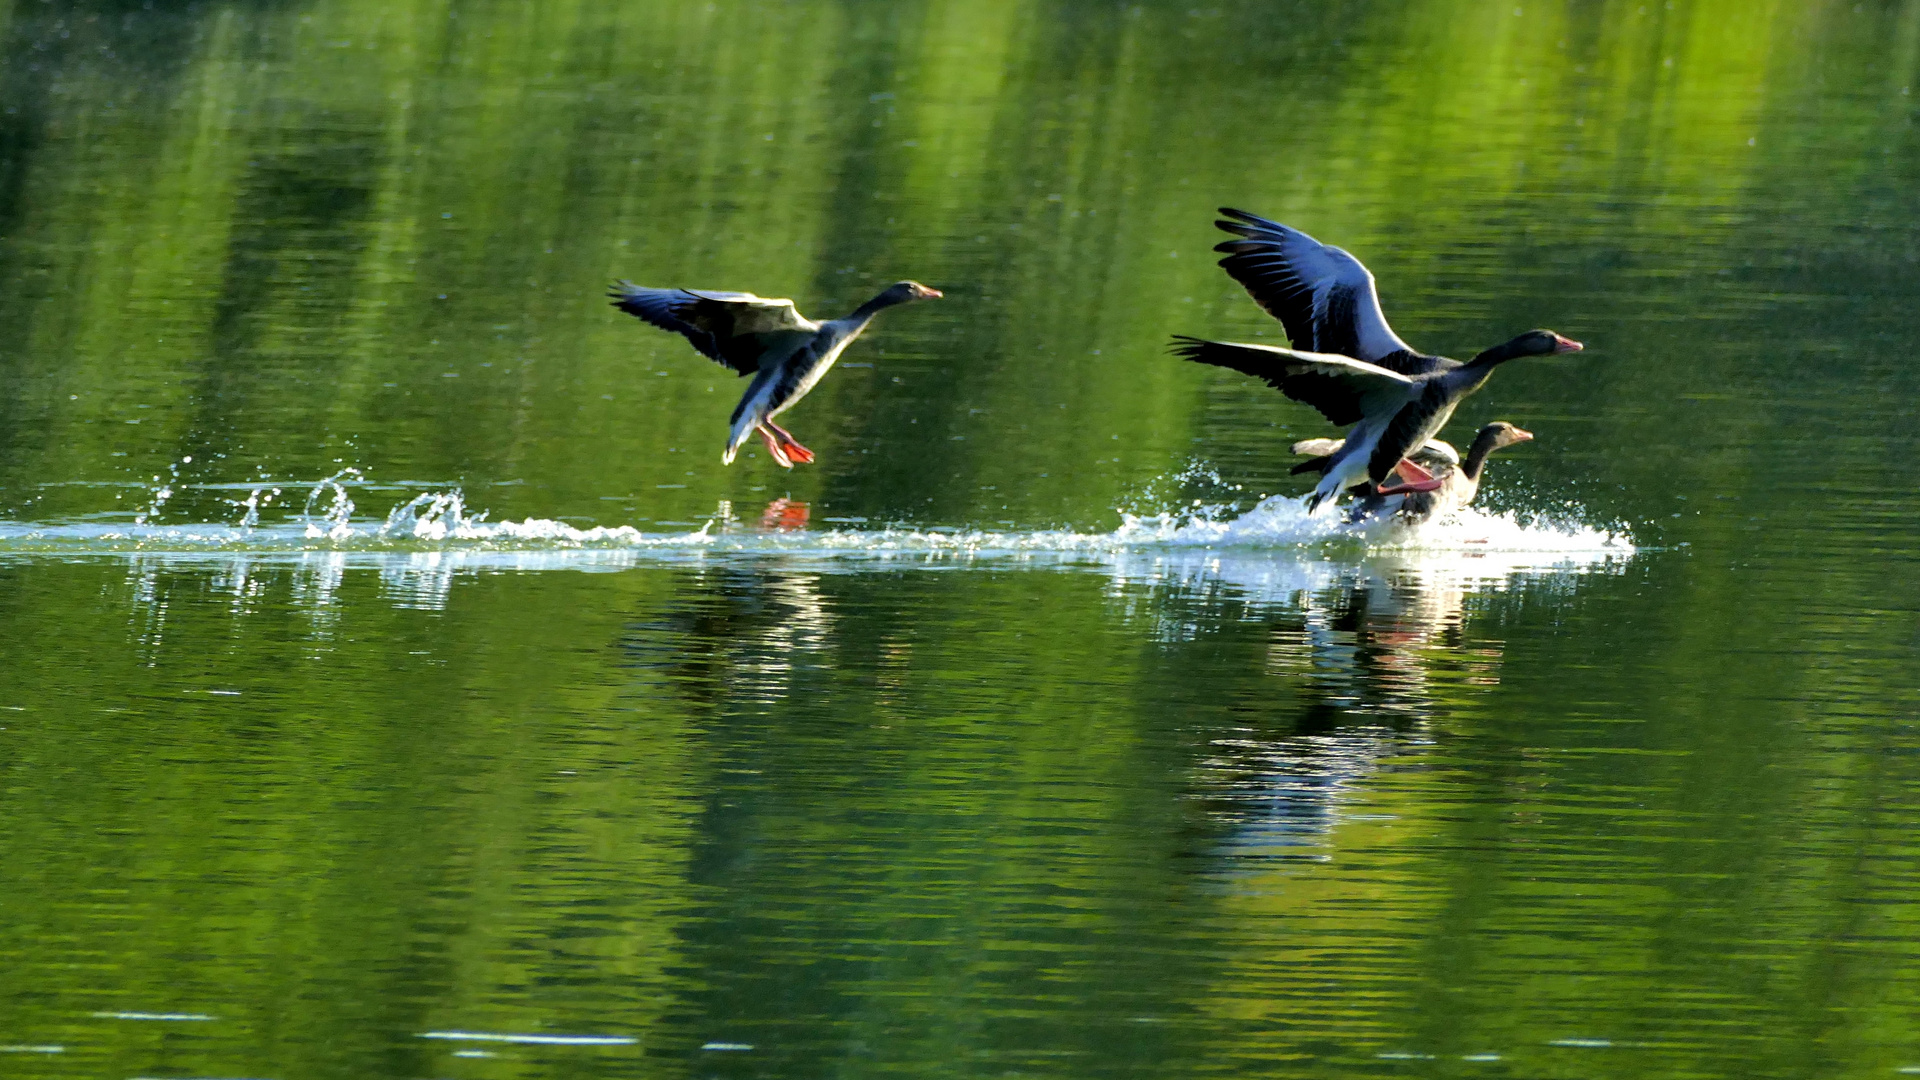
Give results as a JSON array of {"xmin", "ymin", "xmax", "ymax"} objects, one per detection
[
  {"xmin": 1298, "ymin": 422, "xmax": 1533, "ymax": 525},
  {"xmin": 610, "ymin": 280, "xmax": 941, "ymax": 467},
  {"xmin": 1172, "ymin": 209, "xmax": 1581, "ymax": 511}
]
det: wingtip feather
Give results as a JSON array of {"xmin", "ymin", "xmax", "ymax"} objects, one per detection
[{"xmin": 1167, "ymin": 334, "xmax": 1211, "ymax": 359}]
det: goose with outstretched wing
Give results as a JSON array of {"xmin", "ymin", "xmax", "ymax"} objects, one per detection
[
  {"xmin": 1174, "ymin": 209, "xmax": 1581, "ymax": 511},
  {"xmin": 611, "ymin": 280, "xmax": 940, "ymax": 467}
]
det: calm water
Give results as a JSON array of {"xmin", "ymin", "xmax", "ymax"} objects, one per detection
[{"xmin": 2, "ymin": 1, "xmax": 1919, "ymax": 1077}]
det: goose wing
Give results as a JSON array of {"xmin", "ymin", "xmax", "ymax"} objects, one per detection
[
  {"xmin": 609, "ymin": 283, "xmax": 817, "ymax": 375},
  {"xmin": 1171, "ymin": 337, "xmax": 1414, "ymax": 426},
  {"xmin": 1212, "ymin": 209, "xmax": 1447, "ymax": 375}
]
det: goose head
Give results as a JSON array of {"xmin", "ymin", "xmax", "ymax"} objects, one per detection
[
  {"xmin": 1471, "ymin": 330, "xmax": 1583, "ymax": 365},
  {"xmin": 877, "ymin": 280, "xmax": 944, "ymax": 305},
  {"xmin": 852, "ymin": 280, "xmax": 943, "ymax": 318},
  {"xmin": 1463, "ymin": 422, "xmax": 1534, "ymax": 478},
  {"xmin": 1473, "ymin": 421, "xmax": 1533, "ymax": 452}
]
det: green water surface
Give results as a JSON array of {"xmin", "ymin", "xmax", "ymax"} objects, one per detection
[{"xmin": 2, "ymin": 1, "xmax": 1919, "ymax": 1078}]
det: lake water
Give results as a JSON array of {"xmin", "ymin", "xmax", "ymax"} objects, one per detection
[{"xmin": 2, "ymin": 1, "xmax": 1918, "ymax": 1077}]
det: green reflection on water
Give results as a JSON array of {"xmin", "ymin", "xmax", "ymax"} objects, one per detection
[{"xmin": 1, "ymin": 0, "xmax": 1919, "ymax": 1078}]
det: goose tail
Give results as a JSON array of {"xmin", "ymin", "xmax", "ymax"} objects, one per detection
[{"xmin": 722, "ymin": 414, "xmax": 756, "ymax": 465}]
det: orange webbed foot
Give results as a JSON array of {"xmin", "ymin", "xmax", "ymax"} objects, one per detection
[{"xmin": 758, "ymin": 427, "xmax": 795, "ymax": 469}]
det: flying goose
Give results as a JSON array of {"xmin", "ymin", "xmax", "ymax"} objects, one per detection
[
  {"xmin": 1300, "ymin": 422, "xmax": 1534, "ymax": 525},
  {"xmin": 610, "ymin": 280, "xmax": 941, "ymax": 467},
  {"xmin": 1172, "ymin": 209, "xmax": 1581, "ymax": 511}
]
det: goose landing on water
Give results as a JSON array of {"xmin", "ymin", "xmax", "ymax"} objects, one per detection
[
  {"xmin": 610, "ymin": 280, "xmax": 941, "ymax": 467},
  {"xmin": 1297, "ymin": 422, "xmax": 1534, "ymax": 526},
  {"xmin": 1171, "ymin": 209, "xmax": 1582, "ymax": 512}
]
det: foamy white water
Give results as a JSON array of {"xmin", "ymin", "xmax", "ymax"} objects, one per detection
[
  {"xmin": 0, "ymin": 476, "xmax": 1634, "ymax": 616},
  {"xmin": 0, "ymin": 485, "xmax": 1630, "ymax": 558}
]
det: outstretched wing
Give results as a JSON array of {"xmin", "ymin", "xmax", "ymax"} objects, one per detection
[
  {"xmin": 1212, "ymin": 209, "xmax": 1444, "ymax": 375},
  {"xmin": 608, "ymin": 283, "xmax": 816, "ymax": 375},
  {"xmin": 1170, "ymin": 336, "xmax": 1413, "ymax": 427}
]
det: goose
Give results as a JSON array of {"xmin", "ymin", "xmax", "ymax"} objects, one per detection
[
  {"xmin": 610, "ymin": 280, "xmax": 941, "ymax": 467},
  {"xmin": 1171, "ymin": 209, "xmax": 1581, "ymax": 511},
  {"xmin": 1299, "ymin": 422, "xmax": 1534, "ymax": 525}
]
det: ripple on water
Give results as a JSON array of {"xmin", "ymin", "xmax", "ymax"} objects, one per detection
[{"xmin": 418, "ymin": 1031, "xmax": 638, "ymax": 1046}]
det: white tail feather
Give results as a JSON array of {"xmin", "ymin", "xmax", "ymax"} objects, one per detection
[{"xmin": 722, "ymin": 413, "xmax": 758, "ymax": 466}]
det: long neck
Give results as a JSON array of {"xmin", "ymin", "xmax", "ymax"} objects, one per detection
[
  {"xmin": 1466, "ymin": 337, "xmax": 1535, "ymax": 368},
  {"xmin": 1443, "ymin": 362, "xmax": 1497, "ymax": 397},
  {"xmin": 1460, "ymin": 435, "xmax": 1502, "ymax": 481},
  {"xmin": 848, "ymin": 290, "xmax": 905, "ymax": 322}
]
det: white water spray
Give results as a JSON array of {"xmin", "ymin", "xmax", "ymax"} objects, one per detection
[{"xmin": 301, "ymin": 469, "xmax": 363, "ymax": 540}]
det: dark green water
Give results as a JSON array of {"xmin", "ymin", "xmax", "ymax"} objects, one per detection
[{"xmin": 2, "ymin": 1, "xmax": 1919, "ymax": 1077}]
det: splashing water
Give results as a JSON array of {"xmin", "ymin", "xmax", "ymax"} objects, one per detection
[
  {"xmin": 230, "ymin": 486, "xmax": 283, "ymax": 529},
  {"xmin": 301, "ymin": 469, "xmax": 362, "ymax": 541},
  {"xmin": 1116, "ymin": 492, "xmax": 1630, "ymax": 554},
  {"xmin": 0, "ymin": 466, "xmax": 1632, "ymax": 578}
]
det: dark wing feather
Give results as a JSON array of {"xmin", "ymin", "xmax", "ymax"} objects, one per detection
[
  {"xmin": 609, "ymin": 283, "xmax": 815, "ymax": 376},
  {"xmin": 1277, "ymin": 372, "xmax": 1371, "ymax": 427},
  {"xmin": 609, "ymin": 283, "xmax": 733, "ymax": 366},
  {"xmin": 1215, "ymin": 209, "xmax": 1445, "ymax": 374},
  {"xmin": 1170, "ymin": 336, "xmax": 1411, "ymax": 427}
]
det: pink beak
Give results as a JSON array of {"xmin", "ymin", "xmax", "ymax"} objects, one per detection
[{"xmin": 1552, "ymin": 335, "xmax": 1584, "ymax": 354}]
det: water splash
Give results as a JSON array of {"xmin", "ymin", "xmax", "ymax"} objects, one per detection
[
  {"xmin": 381, "ymin": 490, "xmax": 484, "ymax": 539},
  {"xmin": 1118, "ymin": 458, "xmax": 1253, "ymax": 530},
  {"xmin": 0, "ymin": 467, "xmax": 1633, "ymax": 575},
  {"xmin": 229, "ymin": 486, "xmax": 283, "ymax": 529},
  {"xmin": 301, "ymin": 469, "xmax": 362, "ymax": 540}
]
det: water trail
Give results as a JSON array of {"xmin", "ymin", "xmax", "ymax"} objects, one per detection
[{"xmin": 0, "ymin": 467, "xmax": 1634, "ymax": 572}]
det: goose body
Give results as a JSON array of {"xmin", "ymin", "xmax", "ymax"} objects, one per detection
[
  {"xmin": 1172, "ymin": 209, "xmax": 1581, "ymax": 512},
  {"xmin": 1304, "ymin": 422, "xmax": 1533, "ymax": 525},
  {"xmin": 610, "ymin": 280, "xmax": 940, "ymax": 467}
]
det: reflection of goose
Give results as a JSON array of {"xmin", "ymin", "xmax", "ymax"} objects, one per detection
[
  {"xmin": 1170, "ymin": 209, "xmax": 1581, "ymax": 512},
  {"xmin": 610, "ymin": 280, "xmax": 941, "ymax": 467},
  {"xmin": 1295, "ymin": 422, "xmax": 1534, "ymax": 526},
  {"xmin": 758, "ymin": 498, "xmax": 810, "ymax": 531},
  {"xmin": 1176, "ymin": 556, "xmax": 1518, "ymax": 862}
]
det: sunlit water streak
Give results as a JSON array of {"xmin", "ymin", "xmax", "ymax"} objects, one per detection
[{"xmin": 418, "ymin": 1031, "xmax": 638, "ymax": 1046}]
